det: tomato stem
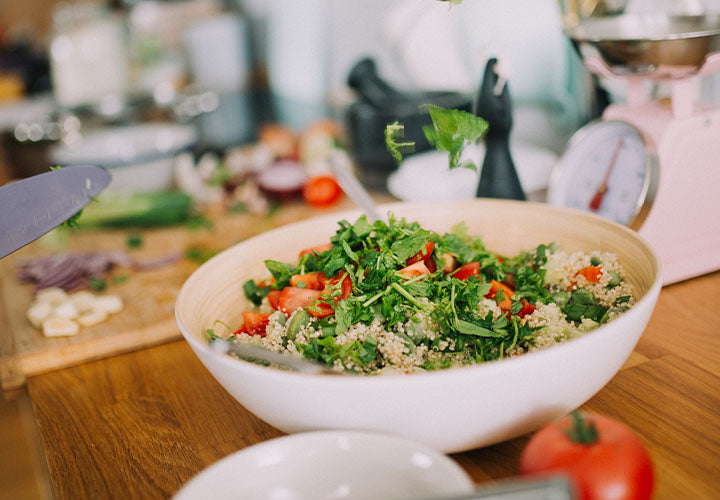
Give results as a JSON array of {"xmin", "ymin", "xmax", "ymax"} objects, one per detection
[{"xmin": 566, "ymin": 411, "xmax": 599, "ymax": 445}]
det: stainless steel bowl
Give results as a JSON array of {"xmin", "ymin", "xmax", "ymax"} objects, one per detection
[{"xmin": 567, "ymin": 15, "xmax": 720, "ymax": 77}]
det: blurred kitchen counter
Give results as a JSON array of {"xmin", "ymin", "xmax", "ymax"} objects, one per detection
[{"xmin": 1, "ymin": 197, "xmax": 719, "ymax": 499}]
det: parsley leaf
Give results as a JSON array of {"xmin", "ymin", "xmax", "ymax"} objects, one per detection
[
  {"xmin": 242, "ymin": 279, "xmax": 271, "ymax": 306},
  {"xmin": 384, "ymin": 121, "xmax": 415, "ymax": 163},
  {"xmin": 421, "ymin": 104, "xmax": 489, "ymax": 170}
]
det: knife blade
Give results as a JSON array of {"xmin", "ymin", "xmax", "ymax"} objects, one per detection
[{"xmin": 0, "ymin": 165, "xmax": 111, "ymax": 258}]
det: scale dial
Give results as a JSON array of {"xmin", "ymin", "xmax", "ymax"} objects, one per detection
[{"xmin": 547, "ymin": 120, "xmax": 659, "ymax": 229}]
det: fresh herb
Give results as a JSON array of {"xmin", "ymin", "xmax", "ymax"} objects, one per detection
[
  {"xmin": 206, "ymin": 328, "xmax": 223, "ymax": 341},
  {"xmin": 384, "ymin": 106, "xmax": 489, "ymax": 170},
  {"xmin": 421, "ymin": 104, "xmax": 489, "ymax": 170},
  {"xmin": 50, "ymin": 166, "xmax": 88, "ymax": 229},
  {"xmin": 264, "ymin": 260, "xmax": 295, "ymax": 289},
  {"xmin": 242, "ymin": 279, "xmax": 271, "ymax": 307},
  {"xmin": 563, "ymin": 289, "xmax": 608, "ymax": 323},
  {"xmin": 111, "ymin": 274, "xmax": 129, "ymax": 285},
  {"xmin": 384, "ymin": 121, "xmax": 415, "ymax": 163},
  {"xmin": 126, "ymin": 234, "xmax": 144, "ymax": 249},
  {"xmin": 89, "ymin": 277, "xmax": 107, "ymax": 292}
]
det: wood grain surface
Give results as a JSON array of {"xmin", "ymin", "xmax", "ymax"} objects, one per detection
[
  {"xmin": 0, "ymin": 197, "xmax": 375, "ymax": 390},
  {"xmin": 24, "ymin": 270, "xmax": 720, "ymax": 498}
]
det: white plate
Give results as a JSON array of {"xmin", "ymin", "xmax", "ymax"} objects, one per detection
[
  {"xmin": 386, "ymin": 141, "xmax": 557, "ymax": 202},
  {"xmin": 174, "ymin": 431, "xmax": 474, "ymax": 500}
]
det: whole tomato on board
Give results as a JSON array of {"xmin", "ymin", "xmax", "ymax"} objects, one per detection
[{"xmin": 519, "ymin": 411, "xmax": 654, "ymax": 500}]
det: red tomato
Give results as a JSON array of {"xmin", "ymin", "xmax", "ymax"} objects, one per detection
[
  {"xmin": 576, "ymin": 266, "xmax": 603, "ymax": 283},
  {"xmin": 517, "ymin": 299, "xmax": 536, "ymax": 318},
  {"xmin": 290, "ymin": 271, "xmax": 328, "ymax": 290},
  {"xmin": 453, "ymin": 261, "xmax": 480, "ymax": 280},
  {"xmin": 266, "ymin": 290, "xmax": 281, "ymax": 310},
  {"xmin": 298, "ymin": 243, "xmax": 332, "ymax": 259},
  {"xmin": 277, "ymin": 286, "xmax": 322, "ymax": 315},
  {"xmin": 238, "ymin": 312, "xmax": 271, "ymax": 337},
  {"xmin": 303, "ymin": 176, "xmax": 343, "ymax": 207},
  {"xmin": 399, "ymin": 260, "xmax": 431, "ymax": 278},
  {"xmin": 323, "ymin": 271, "xmax": 352, "ymax": 300},
  {"xmin": 406, "ymin": 241, "xmax": 434, "ymax": 265},
  {"xmin": 486, "ymin": 279, "xmax": 514, "ymax": 311},
  {"xmin": 520, "ymin": 411, "xmax": 654, "ymax": 500}
]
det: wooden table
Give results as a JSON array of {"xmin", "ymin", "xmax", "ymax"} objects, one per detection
[{"xmin": 13, "ymin": 214, "xmax": 720, "ymax": 499}]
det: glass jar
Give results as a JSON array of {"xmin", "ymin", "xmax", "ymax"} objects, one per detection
[{"xmin": 49, "ymin": 3, "xmax": 129, "ymax": 112}]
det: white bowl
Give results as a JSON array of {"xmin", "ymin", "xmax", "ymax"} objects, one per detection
[
  {"xmin": 50, "ymin": 123, "xmax": 197, "ymax": 193},
  {"xmin": 174, "ymin": 430, "xmax": 474, "ymax": 500},
  {"xmin": 175, "ymin": 199, "xmax": 662, "ymax": 453}
]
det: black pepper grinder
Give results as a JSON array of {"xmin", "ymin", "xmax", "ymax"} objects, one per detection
[{"xmin": 475, "ymin": 58, "xmax": 525, "ymax": 200}]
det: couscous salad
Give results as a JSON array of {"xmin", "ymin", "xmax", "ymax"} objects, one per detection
[{"xmin": 207, "ymin": 214, "xmax": 635, "ymax": 374}]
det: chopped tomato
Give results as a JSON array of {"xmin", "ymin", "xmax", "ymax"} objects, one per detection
[
  {"xmin": 290, "ymin": 271, "xmax": 328, "ymax": 290},
  {"xmin": 306, "ymin": 271, "xmax": 352, "ymax": 318},
  {"xmin": 277, "ymin": 286, "xmax": 322, "ymax": 315},
  {"xmin": 453, "ymin": 261, "xmax": 480, "ymax": 280},
  {"xmin": 406, "ymin": 241, "xmax": 434, "ymax": 266},
  {"xmin": 576, "ymin": 265, "xmax": 603, "ymax": 283},
  {"xmin": 266, "ymin": 289, "xmax": 281, "ymax": 310},
  {"xmin": 517, "ymin": 299, "xmax": 536, "ymax": 318},
  {"xmin": 298, "ymin": 243, "xmax": 332, "ymax": 259},
  {"xmin": 400, "ymin": 260, "xmax": 431, "ymax": 278},
  {"xmin": 486, "ymin": 279, "xmax": 514, "ymax": 311},
  {"xmin": 307, "ymin": 299, "xmax": 334, "ymax": 318},
  {"xmin": 302, "ymin": 175, "xmax": 343, "ymax": 207},
  {"xmin": 324, "ymin": 270, "xmax": 352, "ymax": 300},
  {"xmin": 238, "ymin": 312, "xmax": 271, "ymax": 337}
]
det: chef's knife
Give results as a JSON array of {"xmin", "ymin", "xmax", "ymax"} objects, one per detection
[{"xmin": 0, "ymin": 165, "xmax": 111, "ymax": 258}]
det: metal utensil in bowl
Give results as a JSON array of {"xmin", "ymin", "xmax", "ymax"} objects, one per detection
[{"xmin": 209, "ymin": 339, "xmax": 338, "ymax": 375}]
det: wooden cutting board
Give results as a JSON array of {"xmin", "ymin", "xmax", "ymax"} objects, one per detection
[{"xmin": 0, "ymin": 198, "xmax": 381, "ymax": 390}]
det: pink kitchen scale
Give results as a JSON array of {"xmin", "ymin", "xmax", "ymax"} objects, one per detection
[{"xmin": 548, "ymin": 14, "xmax": 720, "ymax": 285}]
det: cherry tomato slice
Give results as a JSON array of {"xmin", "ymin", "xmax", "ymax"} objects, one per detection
[
  {"xmin": 298, "ymin": 243, "xmax": 332, "ymax": 259},
  {"xmin": 290, "ymin": 271, "xmax": 328, "ymax": 290},
  {"xmin": 239, "ymin": 312, "xmax": 271, "ymax": 337},
  {"xmin": 400, "ymin": 260, "xmax": 431, "ymax": 278},
  {"xmin": 302, "ymin": 176, "xmax": 343, "ymax": 207},
  {"xmin": 406, "ymin": 241, "xmax": 434, "ymax": 265},
  {"xmin": 453, "ymin": 262, "xmax": 480, "ymax": 280},
  {"xmin": 277, "ymin": 287, "xmax": 322, "ymax": 315},
  {"xmin": 486, "ymin": 279, "xmax": 514, "ymax": 311},
  {"xmin": 266, "ymin": 290, "xmax": 281, "ymax": 310}
]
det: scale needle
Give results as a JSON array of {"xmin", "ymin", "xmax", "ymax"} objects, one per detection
[{"xmin": 589, "ymin": 137, "xmax": 624, "ymax": 211}]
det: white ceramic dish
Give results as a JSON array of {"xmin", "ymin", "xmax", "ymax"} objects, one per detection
[
  {"xmin": 50, "ymin": 123, "xmax": 197, "ymax": 193},
  {"xmin": 173, "ymin": 430, "xmax": 474, "ymax": 500},
  {"xmin": 175, "ymin": 199, "xmax": 662, "ymax": 453},
  {"xmin": 386, "ymin": 142, "xmax": 557, "ymax": 202}
]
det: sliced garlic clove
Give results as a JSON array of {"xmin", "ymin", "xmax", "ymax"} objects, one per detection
[
  {"xmin": 93, "ymin": 295, "xmax": 124, "ymax": 314},
  {"xmin": 27, "ymin": 301, "xmax": 54, "ymax": 328},
  {"xmin": 70, "ymin": 291, "xmax": 97, "ymax": 313},
  {"xmin": 42, "ymin": 317, "xmax": 79, "ymax": 337},
  {"xmin": 35, "ymin": 287, "xmax": 69, "ymax": 307},
  {"xmin": 77, "ymin": 310, "xmax": 109, "ymax": 327},
  {"xmin": 53, "ymin": 300, "xmax": 79, "ymax": 320}
]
